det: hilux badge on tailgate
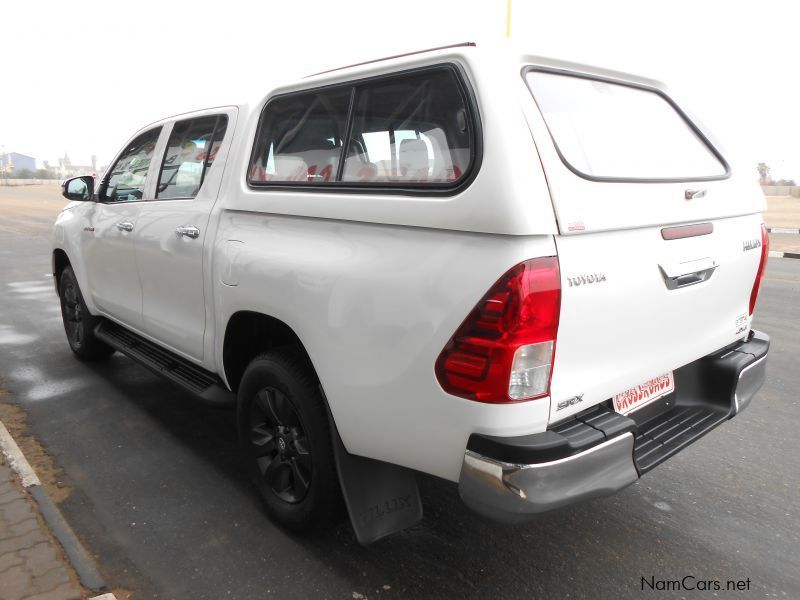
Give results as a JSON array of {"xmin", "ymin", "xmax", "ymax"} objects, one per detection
[{"xmin": 743, "ymin": 239, "xmax": 761, "ymax": 252}]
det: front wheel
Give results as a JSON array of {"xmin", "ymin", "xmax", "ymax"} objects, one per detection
[
  {"xmin": 237, "ymin": 350, "xmax": 343, "ymax": 531},
  {"xmin": 58, "ymin": 266, "xmax": 115, "ymax": 361}
]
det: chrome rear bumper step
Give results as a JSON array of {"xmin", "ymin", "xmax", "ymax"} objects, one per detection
[{"xmin": 459, "ymin": 330, "xmax": 770, "ymax": 522}]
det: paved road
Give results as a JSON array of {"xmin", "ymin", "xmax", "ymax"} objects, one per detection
[{"xmin": 0, "ymin": 192, "xmax": 798, "ymax": 598}]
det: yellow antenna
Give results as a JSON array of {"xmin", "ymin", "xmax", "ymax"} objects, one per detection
[{"xmin": 505, "ymin": 0, "xmax": 512, "ymax": 38}]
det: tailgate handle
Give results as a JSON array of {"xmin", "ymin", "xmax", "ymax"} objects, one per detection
[{"xmin": 659, "ymin": 257, "xmax": 718, "ymax": 290}]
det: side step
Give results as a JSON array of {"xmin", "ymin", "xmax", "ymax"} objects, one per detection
[{"xmin": 94, "ymin": 320, "xmax": 235, "ymax": 407}]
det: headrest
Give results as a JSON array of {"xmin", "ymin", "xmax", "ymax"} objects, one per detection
[
  {"xmin": 398, "ymin": 139, "xmax": 429, "ymax": 172},
  {"xmin": 272, "ymin": 156, "xmax": 309, "ymax": 181}
]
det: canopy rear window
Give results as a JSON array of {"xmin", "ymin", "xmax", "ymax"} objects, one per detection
[{"xmin": 525, "ymin": 70, "xmax": 728, "ymax": 182}]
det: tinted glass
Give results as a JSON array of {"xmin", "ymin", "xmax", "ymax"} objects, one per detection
[
  {"xmin": 249, "ymin": 89, "xmax": 351, "ymax": 183},
  {"xmin": 526, "ymin": 71, "xmax": 726, "ymax": 180},
  {"xmin": 342, "ymin": 69, "xmax": 472, "ymax": 184},
  {"xmin": 103, "ymin": 128, "xmax": 161, "ymax": 202},
  {"xmin": 157, "ymin": 115, "xmax": 228, "ymax": 199}
]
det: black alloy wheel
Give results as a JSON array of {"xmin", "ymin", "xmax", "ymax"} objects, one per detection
[
  {"xmin": 249, "ymin": 386, "xmax": 312, "ymax": 503},
  {"xmin": 58, "ymin": 266, "xmax": 114, "ymax": 361},
  {"xmin": 237, "ymin": 351, "xmax": 343, "ymax": 530},
  {"xmin": 61, "ymin": 279, "xmax": 84, "ymax": 346}
]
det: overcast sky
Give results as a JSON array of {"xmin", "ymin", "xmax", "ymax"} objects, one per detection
[{"xmin": 1, "ymin": 0, "xmax": 798, "ymax": 179}]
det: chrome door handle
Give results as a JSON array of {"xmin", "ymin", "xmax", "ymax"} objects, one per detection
[
  {"xmin": 116, "ymin": 221, "xmax": 134, "ymax": 232},
  {"xmin": 685, "ymin": 188, "xmax": 707, "ymax": 200},
  {"xmin": 659, "ymin": 257, "xmax": 718, "ymax": 290},
  {"xmin": 175, "ymin": 225, "xmax": 200, "ymax": 239}
]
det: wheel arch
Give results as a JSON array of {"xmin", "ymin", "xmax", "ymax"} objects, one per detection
[
  {"xmin": 52, "ymin": 248, "xmax": 70, "ymax": 288},
  {"xmin": 222, "ymin": 311, "xmax": 318, "ymax": 393}
]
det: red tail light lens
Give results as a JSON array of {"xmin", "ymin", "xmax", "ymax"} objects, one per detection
[
  {"xmin": 748, "ymin": 223, "xmax": 769, "ymax": 315},
  {"xmin": 435, "ymin": 257, "xmax": 561, "ymax": 403}
]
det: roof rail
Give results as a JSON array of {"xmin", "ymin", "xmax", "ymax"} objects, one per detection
[{"xmin": 304, "ymin": 42, "xmax": 476, "ymax": 78}]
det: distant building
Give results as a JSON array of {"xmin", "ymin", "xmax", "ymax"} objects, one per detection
[
  {"xmin": 0, "ymin": 152, "xmax": 36, "ymax": 173},
  {"xmin": 56, "ymin": 153, "xmax": 97, "ymax": 179}
]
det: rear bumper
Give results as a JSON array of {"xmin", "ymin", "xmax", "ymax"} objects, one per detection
[{"xmin": 459, "ymin": 330, "xmax": 769, "ymax": 523}]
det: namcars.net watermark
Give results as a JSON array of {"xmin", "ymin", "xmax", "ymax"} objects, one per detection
[{"xmin": 642, "ymin": 575, "xmax": 752, "ymax": 592}]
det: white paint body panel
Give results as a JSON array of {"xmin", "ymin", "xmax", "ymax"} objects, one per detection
[
  {"xmin": 81, "ymin": 201, "xmax": 143, "ymax": 328},
  {"xmin": 549, "ymin": 214, "xmax": 763, "ymax": 424},
  {"xmin": 52, "ymin": 46, "xmax": 766, "ymax": 482},
  {"xmin": 133, "ymin": 107, "xmax": 238, "ymax": 361},
  {"xmin": 212, "ymin": 216, "xmax": 556, "ymax": 479}
]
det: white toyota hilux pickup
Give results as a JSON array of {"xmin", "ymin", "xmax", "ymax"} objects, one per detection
[{"xmin": 53, "ymin": 44, "xmax": 769, "ymax": 544}]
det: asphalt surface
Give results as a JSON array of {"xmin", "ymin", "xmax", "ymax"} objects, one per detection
[{"xmin": 0, "ymin": 197, "xmax": 799, "ymax": 599}]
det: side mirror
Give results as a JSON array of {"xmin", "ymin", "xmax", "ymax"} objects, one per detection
[{"xmin": 62, "ymin": 175, "xmax": 94, "ymax": 201}]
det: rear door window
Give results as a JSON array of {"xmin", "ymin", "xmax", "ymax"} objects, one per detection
[
  {"xmin": 525, "ymin": 70, "xmax": 727, "ymax": 181},
  {"xmin": 157, "ymin": 115, "xmax": 228, "ymax": 199}
]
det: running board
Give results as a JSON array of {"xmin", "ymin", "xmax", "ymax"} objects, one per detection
[{"xmin": 94, "ymin": 320, "xmax": 235, "ymax": 407}]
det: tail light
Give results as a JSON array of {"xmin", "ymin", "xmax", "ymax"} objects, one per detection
[
  {"xmin": 435, "ymin": 257, "xmax": 561, "ymax": 403},
  {"xmin": 748, "ymin": 223, "xmax": 769, "ymax": 315}
]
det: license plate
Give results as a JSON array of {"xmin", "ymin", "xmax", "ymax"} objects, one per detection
[{"xmin": 613, "ymin": 372, "xmax": 675, "ymax": 415}]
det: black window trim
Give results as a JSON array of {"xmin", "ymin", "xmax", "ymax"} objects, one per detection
[
  {"xmin": 152, "ymin": 114, "xmax": 229, "ymax": 202},
  {"xmin": 521, "ymin": 65, "xmax": 731, "ymax": 184},
  {"xmin": 98, "ymin": 125, "xmax": 164, "ymax": 204},
  {"xmin": 335, "ymin": 87, "xmax": 358, "ymax": 183},
  {"xmin": 246, "ymin": 62, "xmax": 483, "ymax": 196}
]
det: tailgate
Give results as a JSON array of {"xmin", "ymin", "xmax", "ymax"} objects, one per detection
[
  {"xmin": 519, "ymin": 62, "xmax": 767, "ymax": 424},
  {"xmin": 550, "ymin": 214, "xmax": 764, "ymax": 423}
]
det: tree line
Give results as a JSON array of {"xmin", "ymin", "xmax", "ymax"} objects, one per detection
[
  {"xmin": 757, "ymin": 162, "xmax": 796, "ymax": 186},
  {"xmin": 0, "ymin": 168, "xmax": 59, "ymax": 179}
]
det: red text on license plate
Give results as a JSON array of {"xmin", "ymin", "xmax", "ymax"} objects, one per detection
[{"xmin": 613, "ymin": 372, "xmax": 675, "ymax": 415}]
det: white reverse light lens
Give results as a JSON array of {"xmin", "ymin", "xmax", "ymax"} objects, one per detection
[{"xmin": 508, "ymin": 341, "xmax": 553, "ymax": 400}]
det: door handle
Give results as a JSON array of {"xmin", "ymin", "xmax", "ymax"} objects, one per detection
[
  {"xmin": 175, "ymin": 225, "xmax": 200, "ymax": 239},
  {"xmin": 116, "ymin": 221, "xmax": 134, "ymax": 232},
  {"xmin": 659, "ymin": 257, "xmax": 718, "ymax": 290},
  {"xmin": 684, "ymin": 188, "xmax": 707, "ymax": 200}
]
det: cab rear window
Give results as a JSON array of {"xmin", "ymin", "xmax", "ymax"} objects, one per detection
[{"xmin": 525, "ymin": 70, "xmax": 728, "ymax": 182}]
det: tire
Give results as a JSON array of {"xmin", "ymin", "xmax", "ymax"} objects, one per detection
[
  {"xmin": 58, "ymin": 266, "xmax": 115, "ymax": 361},
  {"xmin": 237, "ymin": 350, "xmax": 343, "ymax": 531}
]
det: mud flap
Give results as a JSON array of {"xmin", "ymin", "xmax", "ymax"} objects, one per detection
[{"xmin": 324, "ymin": 396, "xmax": 423, "ymax": 545}]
